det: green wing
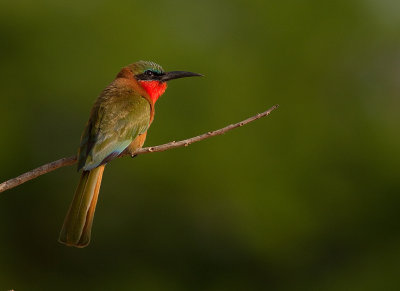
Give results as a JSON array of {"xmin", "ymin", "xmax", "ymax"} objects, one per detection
[{"xmin": 77, "ymin": 92, "xmax": 150, "ymax": 171}]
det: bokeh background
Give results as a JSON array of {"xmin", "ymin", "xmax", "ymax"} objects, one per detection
[{"xmin": 1, "ymin": 0, "xmax": 399, "ymax": 290}]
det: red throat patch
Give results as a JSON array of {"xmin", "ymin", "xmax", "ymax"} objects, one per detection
[{"xmin": 138, "ymin": 81, "xmax": 167, "ymax": 104}]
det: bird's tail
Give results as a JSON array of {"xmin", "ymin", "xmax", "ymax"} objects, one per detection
[{"xmin": 59, "ymin": 165, "xmax": 105, "ymax": 248}]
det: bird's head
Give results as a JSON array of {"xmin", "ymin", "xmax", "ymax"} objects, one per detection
[{"xmin": 120, "ymin": 60, "xmax": 202, "ymax": 104}]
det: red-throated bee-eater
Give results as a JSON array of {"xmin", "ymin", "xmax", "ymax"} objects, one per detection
[{"xmin": 59, "ymin": 61, "xmax": 202, "ymax": 248}]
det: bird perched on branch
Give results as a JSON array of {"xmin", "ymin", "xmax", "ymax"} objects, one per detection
[{"xmin": 59, "ymin": 61, "xmax": 202, "ymax": 248}]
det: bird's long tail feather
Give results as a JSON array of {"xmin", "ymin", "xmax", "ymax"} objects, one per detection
[{"xmin": 59, "ymin": 165, "xmax": 105, "ymax": 248}]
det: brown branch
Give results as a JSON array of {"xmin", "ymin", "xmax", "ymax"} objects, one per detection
[{"xmin": 0, "ymin": 104, "xmax": 279, "ymax": 193}]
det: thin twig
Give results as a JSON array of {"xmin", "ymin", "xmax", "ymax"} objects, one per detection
[{"xmin": 0, "ymin": 105, "xmax": 279, "ymax": 193}]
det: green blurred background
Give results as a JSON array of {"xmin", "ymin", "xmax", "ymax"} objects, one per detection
[{"xmin": 1, "ymin": 0, "xmax": 399, "ymax": 290}]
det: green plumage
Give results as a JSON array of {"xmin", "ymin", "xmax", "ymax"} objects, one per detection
[{"xmin": 78, "ymin": 84, "xmax": 151, "ymax": 171}]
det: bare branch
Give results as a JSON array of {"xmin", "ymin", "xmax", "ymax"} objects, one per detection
[{"xmin": 0, "ymin": 105, "xmax": 279, "ymax": 193}]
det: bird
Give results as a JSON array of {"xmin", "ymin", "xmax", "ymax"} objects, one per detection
[{"xmin": 59, "ymin": 61, "xmax": 202, "ymax": 248}]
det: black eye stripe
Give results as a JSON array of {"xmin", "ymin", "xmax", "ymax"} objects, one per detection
[{"xmin": 136, "ymin": 70, "xmax": 165, "ymax": 81}]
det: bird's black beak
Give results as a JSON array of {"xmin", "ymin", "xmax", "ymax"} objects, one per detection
[{"xmin": 161, "ymin": 71, "xmax": 203, "ymax": 82}]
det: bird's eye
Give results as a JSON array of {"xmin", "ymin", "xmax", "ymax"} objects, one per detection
[{"xmin": 145, "ymin": 70, "xmax": 154, "ymax": 76}]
